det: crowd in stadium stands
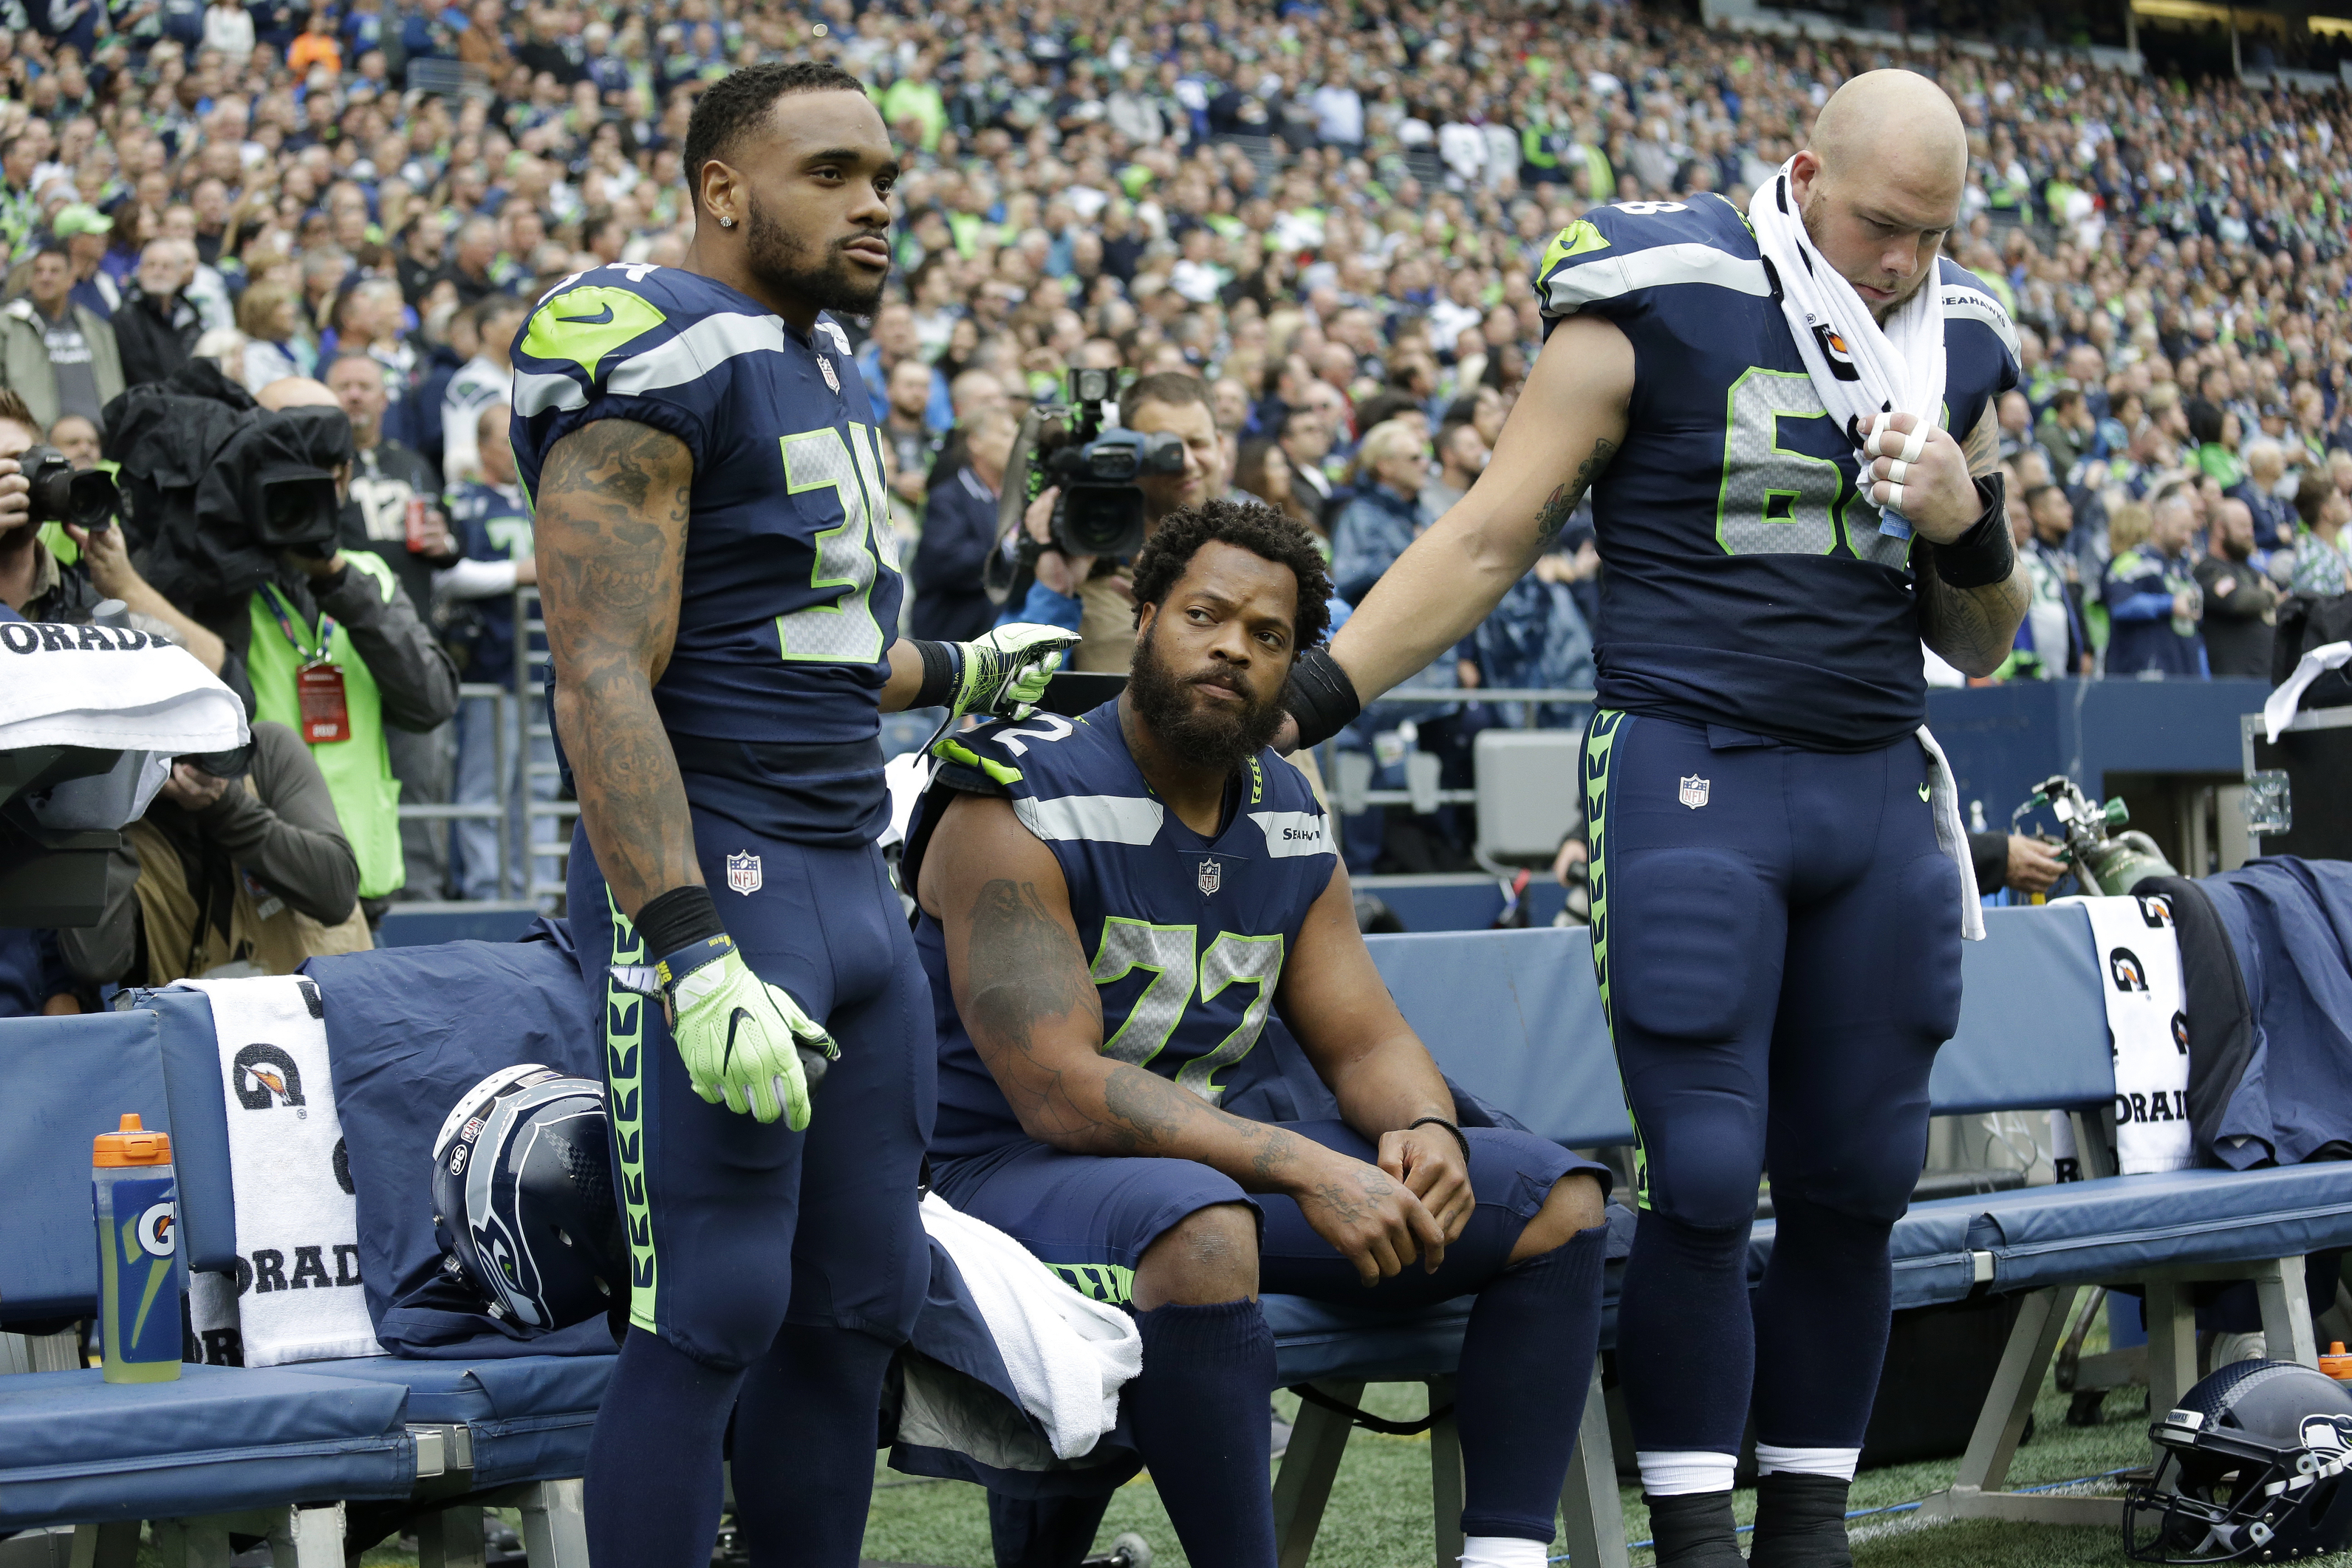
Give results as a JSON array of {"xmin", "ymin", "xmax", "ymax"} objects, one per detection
[{"xmin": 1, "ymin": 0, "xmax": 2350, "ymax": 909}]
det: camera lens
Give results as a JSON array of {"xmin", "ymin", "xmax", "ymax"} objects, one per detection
[{"xmin": 61, "ymin": 469, "xmax": 117, "ymax": 530}]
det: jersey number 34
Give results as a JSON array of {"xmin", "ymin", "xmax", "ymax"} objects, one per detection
[{"xmin": 775, "ymin": 425, "xmax": 900, "ymax": 664}]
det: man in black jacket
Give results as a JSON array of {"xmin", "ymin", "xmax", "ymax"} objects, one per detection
[
  {"xmin": 911, "ymin": 404, "xmax": 1016, "ymax": 643},
  {"xmin": 112, "ymin": 238, "xmax": 202, "ymax": 389},
  {"xmin": 2195, "ymin": 498, "xmax": 2279, "ymax": 679}
]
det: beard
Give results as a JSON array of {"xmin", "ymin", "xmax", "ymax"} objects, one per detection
[
  {"xmin": 1128, "ymin": 623, "xmax": 1285, "ymax": 776},
  {"xmin": 739, "ymin": 188, "xmax": 888, "ymax": 319}
]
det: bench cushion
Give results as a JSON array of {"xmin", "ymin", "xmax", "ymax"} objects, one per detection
[
  {"xmin": 292, "ymin": 1355, "xmax": 612, "ymax": 1489},
  {"xmin": 1264, "ymin": 1294, "xmax": 1477, "ymax": 1386},
  {"xmin": 0, "ymin": 1363, "xmax": 414, "ymax": 1528},
  {"xmin": 1958, "ymin": 1163, "xmax": 2352, "ymax": 1290}
]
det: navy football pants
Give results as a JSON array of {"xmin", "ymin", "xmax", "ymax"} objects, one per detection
[
  {"xmin": 1582, "ymin": 711, "xmax": 1963, "ymax": 1456},
  {"xmin": 570, "ymin": 814, "xmax": 934, "ymax": 1566}
]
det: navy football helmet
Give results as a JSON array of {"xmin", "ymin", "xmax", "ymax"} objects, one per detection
[
  {"xmin": 431, "ymin": 1065, "xmax": 626, "ymax": 1332},
  {"xmin": 2124, "ymin": 1359, "xmax": 2352, "ymax": 1562}
]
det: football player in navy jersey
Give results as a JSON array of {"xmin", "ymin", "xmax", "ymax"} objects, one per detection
[
  {"xmin": 905, "ymin": 500, "xmax": 1611, "ymax": 1568},
  {"xmin": 513, "ymin": 63, "xmax": 1076, "ymax": 1568},
  {"xmin": 1279, "ymin": 73, "xmax": 2031, "ymax": 1568}
]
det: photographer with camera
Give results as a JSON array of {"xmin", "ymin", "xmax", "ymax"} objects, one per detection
[
  {"xmin": 107, "ymin": 370, "xmax": 460, "ymax": 911},
  {"xmin": 54, "ymin": 719, "xmax": 369, "ymax": 987},
  {"xmin": 1005, "ymin": 369, "xmax": 1223, "ymax": 673},
  {"xmin": 0, "ymin": 391, "xmax": 223, "ymax": 666}
]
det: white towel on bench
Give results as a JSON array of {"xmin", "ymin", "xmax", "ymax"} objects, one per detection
[{"xmin": 177, "ymin": 974, "xmax": 385, "ymax": 1366}]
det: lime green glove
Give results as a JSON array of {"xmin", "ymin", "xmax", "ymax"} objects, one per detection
[
  {"xmin": 949, "ymin": 623, "xmax": 1084, "ymax": 722},
  {"xmin": 658, "ymin": 937, "xmax": 838, "ymax": 1129}
]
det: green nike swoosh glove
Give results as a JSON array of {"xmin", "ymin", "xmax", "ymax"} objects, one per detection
[
  {"xmin": 950, "ymin": 623, "xmax": 1084, "ymax": 722},
  {"xmin": 657, "ymin": 936, "xmax": 838, "ymax": 1129}
]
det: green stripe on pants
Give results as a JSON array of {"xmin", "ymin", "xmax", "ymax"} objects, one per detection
[
  {"xmin": 1582, "ymin": 710, "xmax": 1650, "ymax": 1211},
  {"xmin": 604, "ymin": 889, "xmax": 659, "ymax": 1335}
]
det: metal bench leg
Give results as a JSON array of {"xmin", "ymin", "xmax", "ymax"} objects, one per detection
[
  {"xmin": 521, "ymin": 1477, "xmax": 591, "ymax": 1568},
  {"xmin": 1273, "ymin": 1380, "xmax": 1360, "ymax": 1568},
  {"xmin": 1920, "ymin": 1284, "xmax": 2110, "ymax": 1524},
  {"xmin": 1559, "ymin": 1360, "xmax": 1628, "ymax": 1568},
  {"xmin": 417, "ymin": 1504, "xmax": 490, "ymax": 1568},
  {"xmin": 1429, "ymin": 1376, "xmax": 1464, "ymax": 1568},
  {"xmin": 64, "ymin": 1524, "xmax": 138, "ymax": 1568},
  {"xmin": 2146, "ymin": 1279, "xmax": 2198, "ymax": 1418},
  {"xmin": 145, "ymin": 1520, "xmax": 234, "ymax": 1568},
  {"xmin": 2254, "ymin": 1256, "xmax": 2319, "ymax": 1369},
  {"xmin": 281, "ymin": 1502, "xmax": 346, "ymax": 1568}
]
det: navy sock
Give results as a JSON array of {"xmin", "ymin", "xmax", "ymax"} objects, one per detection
[
  {"xmin": 733, "ymin": 1324, "xmax": 897, "ymax": 1568},
  {"xmin": 1457, "ymin": 1222, "xmax": 1610, "ymax": 1540},
  {"xmin": 1616, "ymin": 1209, "xmax": 1753, "ymax": 1452},
  {"xmin": 1751, "ymin": 1190, "xmax": 1895, "ymax": 1448},
  {"xmin": 1125, "ymin": 1299, "xmax": 1279, "ymax": 1568},
  {"xmin": 585, "ymin": 1326, "xmax": 747, "ymax": 1568}
]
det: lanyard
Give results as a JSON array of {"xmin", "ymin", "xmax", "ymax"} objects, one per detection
[{"xmin": 263, "ymin": 585, "xmax": 336, "ymax": 665}]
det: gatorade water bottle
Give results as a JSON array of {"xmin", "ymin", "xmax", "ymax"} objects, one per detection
[{"xmin": 93, "ymin": 1115, "xmax": 185, "ymax": 1383}]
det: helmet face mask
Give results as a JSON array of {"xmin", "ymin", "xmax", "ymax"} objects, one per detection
[
  {"xmin": 2124, "ymin": 1362, "xmax": 2352, "ymax": 1564},
  {"xmin": 431, "ymin": 1067, "xmax": 629, "ymax": 1335}
]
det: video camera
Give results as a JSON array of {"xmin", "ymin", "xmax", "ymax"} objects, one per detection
[{"xmin": 987, "ymin": 369, "xmax": 1185, "ymax": 605}]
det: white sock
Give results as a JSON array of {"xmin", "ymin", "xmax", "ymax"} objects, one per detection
[
  {"xmin": 1459, "ymin": 1538, "xmax": 1548, "ymax": 1568},
  {"xmin": 1636, "ymin": 1449, "xmax": 1739, "ymax": 1496},
  {"xmin": 1754, "ymin": 1443, "xmax": 1861, "ymax": 1481}
]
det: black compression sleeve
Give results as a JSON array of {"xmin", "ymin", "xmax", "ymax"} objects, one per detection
[
  {"xmin": 910, "ymin": 639, "xmax": 961, "ymax": 711},
  {"xmin": 1932, "ymin": 473, "xmax": 2017, "ymax": 589},
  {"xmin": 635, "ymin": 884, "xmax": 725, "ymax": 956},
  {"xmin": 1283, "ymin": 645, "xmax": 1364, "ymax": 750}
]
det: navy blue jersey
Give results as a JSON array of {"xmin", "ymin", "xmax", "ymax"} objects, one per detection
[
  {"xmin": 445, "ymin": 478, "xmax": 534, "ymax": 682},
  {"xmin": 509, "ymin": 264, "xmax": 903, "ymax": 843},
  {"xmin": 1535, "ymin": 195, "xmax": 2021, "ymax": 751},
  {"xmin": 908, "ymin": 702, "xmax": 1340, "ymax": 1159}
]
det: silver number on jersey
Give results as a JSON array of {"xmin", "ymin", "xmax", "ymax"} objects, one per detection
[
  {"xmin": 776, "ymin": 425, "xmax": 895, "ymax": 663},
  {"xmin": 1172, "ymin": 933, "xmax": 1285, "ymax": 1103},
  {"xmin": 1090, "ymin": 919, "xmax": 1198, "ymax": 1069},
  {"xmin": 1715, "ymin": 369, "xmax": 1844, "ymax": 558}
]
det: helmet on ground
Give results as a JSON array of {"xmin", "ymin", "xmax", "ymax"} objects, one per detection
[
  {"xmin": 430, "ymin": 1064, "xmax": 626, "ymax": 1332},
  {"xmin": 2124, "ymin": 1358, "xmax": 2352, "ymax": 1562}
]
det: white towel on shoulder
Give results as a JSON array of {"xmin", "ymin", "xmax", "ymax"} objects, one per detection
[
  {"xmin": 177, "ymin": 974, "xmax": 384, "ymax": 1366},
  {"xmin": 920, "ymin": 1191, "xmax": 1142, "ymax": 1460},
  {"xmin": 1748, "ymin": 161, "xmax": 1947, "ymax": 541}
]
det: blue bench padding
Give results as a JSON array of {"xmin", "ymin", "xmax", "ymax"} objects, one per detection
[
  {"xmin": 1928, "ymin": 904, "xmax": 2115, "ymax": 1115},
  {"xmin": 0, "ymin": 1010, "xmax": 172, "ymax": 1324},
  {"xmin": 1265, "ymin": 1294, "xmax": 1475, "ymax": 1386},
  {"xmin": 1364, "ymin": 927, "xmax": 1634, "ymax": 1149},
  {"xmin": 292, "ymin": 1355, "xmax": 612, "ymax": 1489},
  {"xmin": 0, "ymin": 1364, "xmax": 414, "ymax": 1528},
  {"xmin": 1751, "ymin": 1202, "xmax": 1981, "ymax": 1313},
  {"xmin": 127, "ymin": 987, "xmax": 240, "ymax": 1274}
]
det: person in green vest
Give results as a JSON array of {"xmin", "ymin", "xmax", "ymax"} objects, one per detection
[
  {"xmin": 188, "ymin": 380, "xmax": 462, "ymax": 909},
  {"xmin": 878, "ymin": 56, "xmax": 948, "ymax": 152}
]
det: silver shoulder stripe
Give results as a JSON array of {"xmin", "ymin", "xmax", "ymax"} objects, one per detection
[
  {"xmin": 1544, "ymin": 242, "xmax": 1771, "ymax": 314},
  {"xmin": 1012, "ymin": 794, "xmax": 1166, "ymax": 846}
]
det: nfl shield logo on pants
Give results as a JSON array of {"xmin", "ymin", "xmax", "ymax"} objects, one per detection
[
  {"xmin": 1678, "ymin": 775, "xmax": 1711, "ymax": 809},
  {"xmin": 725, "ymin": 852, "xmax": 763, "ymax": 895},
  {"xmin": 1197, "ymin": 859, "xmax": 1221, "ymax": 896}
]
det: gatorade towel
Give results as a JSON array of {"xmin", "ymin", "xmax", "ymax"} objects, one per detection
[
  {"xmin": 2067, "ymin": 894, "xmax": 2194, "ymax": 1174},
  {"xmin": 177, "ymin": 974, "xmax": 386, "ymax": 1366}
]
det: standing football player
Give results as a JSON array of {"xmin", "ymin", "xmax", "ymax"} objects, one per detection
[
  {"xmin": 1279, "ymin": 71, "xmax": 2028, "ymax": 1568},
  {"xmin": 512, "ymin": 64, "xmax": 1074, "ymax": 1568}
]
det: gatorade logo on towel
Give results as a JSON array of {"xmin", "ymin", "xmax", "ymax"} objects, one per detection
[{"xmin": 2065, "ymin": 895, "xmax": 2193, "ymax": 1174}]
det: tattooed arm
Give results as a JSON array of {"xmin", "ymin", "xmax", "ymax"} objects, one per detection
[
  {"xmin": 918, "ymin": 792, "xmax": 1449, "ymax": 1281},
  {"xmin": 535, "ymin": 418, "xmax": 699, "ymax": 920},
  {"xmin": 1915, "ymin": 404, "xmax": 2031, "ymax": 678},
  {"xmin": 1324, "ymin": 312, "xmax": 1633, "ymax": 703}
]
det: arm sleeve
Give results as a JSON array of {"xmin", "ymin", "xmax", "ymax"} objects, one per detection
[
  {"xmin": 435, "ymin": 556, "xmax": 521, "ymax": 598},
  {"xmin": 200, "ymin": 722, "xmax": 360, "ymax": 925},
  {"xmin": 316, "ymin": 564, "xmax": 462, "ymax": 730},
  {"xmin": 1002, "ymin": 576, "xmax": 1081, "ymax": 633}
]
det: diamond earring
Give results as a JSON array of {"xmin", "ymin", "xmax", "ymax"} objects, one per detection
[{"xmin": 718, "ymin": 216, "xmax": 734, "ymax": 228}]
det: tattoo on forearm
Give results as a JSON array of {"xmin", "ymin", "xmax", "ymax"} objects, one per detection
[
  {"xmin": 536, "ymin": 419, "xmax": 696, "ymax": 912},
  {"xmin": 1919, "ymin": 564, "xmax": 2030, "ymax": 677},
  {"xmin": 1962, "ymin": 405, "xmax": 2001, "ymax": 478},
  {"xmin": 1533, "ymin": 436, "xmax": 1619, "ymax": 547}
]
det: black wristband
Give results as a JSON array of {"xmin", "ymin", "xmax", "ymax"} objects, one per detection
[
  {"xmin": 1932, "ymin": 473, "xmax": 2017, "ymax": 589},
  {"xmin": 1407, "ymin": 1116, "xmax": 1473, "ymax": 1162},
  {"xmin": 910, "ymin": 639, "xmax": 962, "ymax": 711},
  {"xmin": 1283, "ymin": 645, "xmax": 1363, "ymax": 750},
  {"xmin": 634, "ymin": 884, "xmax": 725, "ymax": 958}
]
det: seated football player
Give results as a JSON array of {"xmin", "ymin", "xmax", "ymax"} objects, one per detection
[{"xmin": 903, "ymin": 498, "xmax": 1612, "ymax": 1568}]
